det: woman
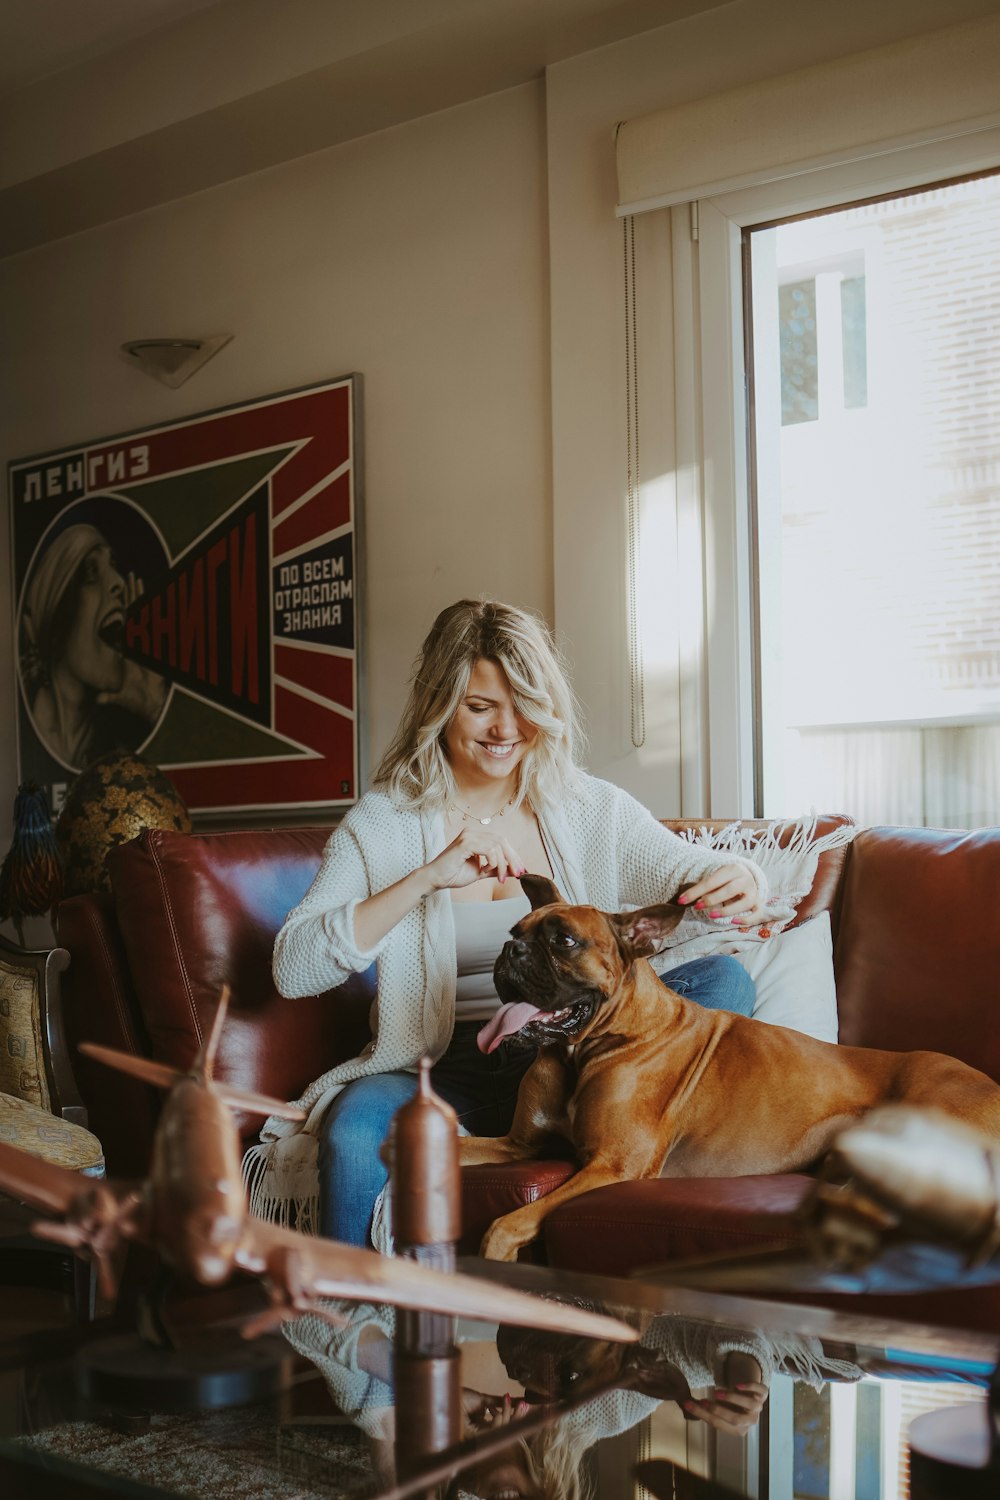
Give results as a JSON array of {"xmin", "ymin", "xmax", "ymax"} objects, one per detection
[
  {"xmin": 258, "ymin": 600, "xmax": 767, "ymax": 1247},
  {"xmin": 20, "ymin": 523, "xmax": 166, "ymax": 770}
]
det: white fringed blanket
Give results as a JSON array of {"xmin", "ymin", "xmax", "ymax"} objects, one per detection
[{"xmin": 655, "ymin": 814, "xmax": 856, "ymax": 970}]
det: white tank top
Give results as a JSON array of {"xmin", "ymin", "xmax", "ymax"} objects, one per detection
[{"xmin": 452, "ymin": 893, "xmax": 531, "ymax": 1022}]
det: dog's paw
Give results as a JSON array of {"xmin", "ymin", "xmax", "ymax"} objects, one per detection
[{"xmin": 480, "ymin": 1218, "xmax": 533, "ymax": 1262}]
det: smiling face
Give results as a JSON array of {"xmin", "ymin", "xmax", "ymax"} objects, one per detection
[
  {"xmin": 59, "ymin": 544, "xmax": 127, "ymax": 694},
  {"xmin": 443, "ymin": 657, "xmax": 538, "ymax": 796}
]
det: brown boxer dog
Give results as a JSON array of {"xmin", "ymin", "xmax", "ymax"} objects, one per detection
[{"xmin": 459, "ymin": 875, "xmax": 1000, "ymax": 1261}]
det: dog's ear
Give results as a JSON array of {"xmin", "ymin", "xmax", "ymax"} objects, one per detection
[
  {"xmin": 519, "ymin": 874, "xmax": 565, "ymax": 910},
  {"xmin": 609, "ymin": 903, "xmax": 686, "ymax": 959}
]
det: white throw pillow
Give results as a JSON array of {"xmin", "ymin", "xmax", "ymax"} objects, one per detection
[{"xmin": 736, "ymin": 910, "xmax": 839, "ymax": 1043}]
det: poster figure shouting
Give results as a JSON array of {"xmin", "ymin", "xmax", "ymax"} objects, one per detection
[
  {"xmin": 9, "ymin": 376, "xmax": 362, "ymax": 819},
  {"xmin": 20, "ymin": 520, "xmax": 168, "ymax": 772}
]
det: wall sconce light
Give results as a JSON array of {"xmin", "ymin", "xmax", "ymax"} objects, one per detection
[{"xmin": 119, "ymin": 334, "xmax": 232, "ymax": 388}]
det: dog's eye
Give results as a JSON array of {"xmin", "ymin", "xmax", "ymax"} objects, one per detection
[{"xmin": 550, "ymin": 931, "xmax": 577, "ymax": 948}]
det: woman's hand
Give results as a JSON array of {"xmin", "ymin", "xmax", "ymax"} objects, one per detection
[
  {"xmin": 463, "ymin": 1389, "xmax": 532, "ymax": 1431},
  {"xmin": 677, "ymin": 862, "xmax": 765, "ymax": 927},
  {"xmin": 351, "ymin": 827, "xmax": 526, "ymax": 952},
  {"xmin": 683, "ymin": 1379, "xmax": 768, "ymax": 1435},
  {"xmin": 424, "ymin": 827, "xmax": 526, "ymax": 892}
]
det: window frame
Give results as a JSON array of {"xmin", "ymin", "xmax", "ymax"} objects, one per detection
[{"xmin": 672, "ymin": 125, "xmax": 1000, "ymax": 816}]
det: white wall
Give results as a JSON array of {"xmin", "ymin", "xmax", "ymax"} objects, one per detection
[
  {"xmin": 0, "ymin": 82, "xmax": 552, "ymax": 838},
  {"xmin": 2, "ymin": 0, "xmax": 994, "ymax": 877}
]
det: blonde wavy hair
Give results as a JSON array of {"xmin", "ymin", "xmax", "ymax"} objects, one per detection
[
  {"xmin": 518, "ymin": 1422, "xmax": 593, "ymax": 1500},
  {"xmin": 459, "ymin": 1421, "xmax": 594, "ymax": 1500},
  {"xmin": 372, "ymin": 599, "xmax": 583, "ymax": 810}
]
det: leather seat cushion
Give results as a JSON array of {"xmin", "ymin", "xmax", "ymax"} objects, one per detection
[
  {"xmin": 542, "ymin": 1175, "xmax": 813, "ymax": 1277},
  {"xmin": 460, "ymin": 1161, "xmax": 576, "ymax": 1257}
]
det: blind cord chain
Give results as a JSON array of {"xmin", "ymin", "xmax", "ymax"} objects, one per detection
[{"xmin": 625, "ymin": 214, "xmax": 646, "ymax": 748}]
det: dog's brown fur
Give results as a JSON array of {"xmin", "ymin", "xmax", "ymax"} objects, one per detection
[{"xmin": 459, "ymin": 876, "xmax": 1000, "ymax": 1260}]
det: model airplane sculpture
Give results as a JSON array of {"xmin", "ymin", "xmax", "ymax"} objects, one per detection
[
  {"xmin": 641, "ymin": 1104, "xmax": 1000, "ymax": 1297},
  {"xmin": 0, "ymin": 987, "xmax": 636, "ymax": 1347}
]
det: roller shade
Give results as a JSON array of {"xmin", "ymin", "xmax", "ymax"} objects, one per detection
[{"xmin": 615, "ymin": 12, "xmax": 1000, "ymax": 216}]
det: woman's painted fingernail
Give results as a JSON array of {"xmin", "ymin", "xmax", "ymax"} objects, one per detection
[
  {"xmin": 694, "ymin": 901, "xmax": 704, "ymax": 909},
  {"xmin": 677, "ymin": 893, "xmax": 690, "ymax": 904},
  {"xmin": 709, "ymin": 910, "xmax": 722, "ymax": 919}
]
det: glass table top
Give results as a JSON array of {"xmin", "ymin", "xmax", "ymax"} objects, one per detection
[{"xmin": 1, "ymin": 1258, "xmax": 997, "ymax": 1500}]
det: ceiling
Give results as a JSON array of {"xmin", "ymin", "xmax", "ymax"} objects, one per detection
[
  {"xmin": 0, "ymin": 0, "xmax": 224, "ymax": 94},
  {"xmin": 0, "ymin": 0, "xmax": 729, "ymax": 257},
  {"xmin": 0, "ymin": 0, "xmax": 716, "ymax": 98}
]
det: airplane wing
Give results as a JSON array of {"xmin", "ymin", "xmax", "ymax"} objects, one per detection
[
  {"xmin": 0, "ymin": 1138, "xmax": 87, "ymax": 1217},
  {"xmin": 77, "ymin": 1042, "xmax": 305, "ymax": 1121},
  {"xmin": 78, "ymin": 1043, "xmax": 182, "ymax": 1091},
  {"xmin": 213, "ymin": 1085, "xmax": 306, "ymax": 1121},
  {"xmin": 236, "ymin": 1218, "xmax": 639, "ymax": 1343}
]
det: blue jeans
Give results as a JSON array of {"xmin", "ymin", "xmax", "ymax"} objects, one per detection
[
  {"xmin": 662, "ymin": 952, "xmax": 755, "ymax": 1014},
  {"xmin": 318, "ymin": 953, "xmax": 754, "ymax": 1246}
]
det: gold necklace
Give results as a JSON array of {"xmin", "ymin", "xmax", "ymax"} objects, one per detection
[{"xmin": 453, "ymin": 796, "xmax": 513, "ymax": 827}]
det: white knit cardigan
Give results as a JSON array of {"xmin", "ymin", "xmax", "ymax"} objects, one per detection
[
  {"xmin": 243, "ymin": 773, "xmax": 768, "ymax": 1227},
  {"xmin": 283, "ymin": 1299, "xmax": 862, "ymax": 1446}
]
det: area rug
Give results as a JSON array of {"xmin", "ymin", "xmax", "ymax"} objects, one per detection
[{"xmin": 18, "ymin": 1403, "xmax": 376, "ymax": 1499}]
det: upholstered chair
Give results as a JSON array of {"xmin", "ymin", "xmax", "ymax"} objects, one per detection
[{"xmin": 0, "ymin": 933, "xmax": 104, "ymax": 1317}]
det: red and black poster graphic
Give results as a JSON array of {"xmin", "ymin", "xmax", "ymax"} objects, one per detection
[{"xmin": 9, "ymin": 377, "xmax": 363, "ymax": 818}]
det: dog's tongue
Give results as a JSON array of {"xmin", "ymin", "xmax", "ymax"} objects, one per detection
[{"xmin": 477, "ymin": 1002, "xmax": 543, "ymax": 1055}]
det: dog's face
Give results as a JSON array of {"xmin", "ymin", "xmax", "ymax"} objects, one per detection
[
  {"xmin": 476, "ymin": 874, "xmax": 686, "ymax": 1055},
  {"xmin": 495, "ymin": 1308, "xmax": 693, "ymax": 1406}
]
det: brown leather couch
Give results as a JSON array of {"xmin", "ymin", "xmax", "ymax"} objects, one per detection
[{"xmin": 54, "ymin": 816, "xmax": 1000, "ymax": 1327}]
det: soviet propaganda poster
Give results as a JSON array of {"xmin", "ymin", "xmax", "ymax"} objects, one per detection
[{"xmin": 9, "ymin": 376, "xmax": 363, "ymax": 818}]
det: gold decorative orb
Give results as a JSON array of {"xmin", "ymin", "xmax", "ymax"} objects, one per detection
[{"xmin": 56, "ymin": 751, "xmax": 191, "ymax": 897}]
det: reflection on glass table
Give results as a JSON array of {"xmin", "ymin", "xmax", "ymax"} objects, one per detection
[{"xmin": 1, "ymin": 1264, "xmax": 998, "ymax": 1499}]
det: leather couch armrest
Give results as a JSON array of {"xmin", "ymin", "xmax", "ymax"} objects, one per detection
[
  {"xmin": 55, "ymin": 892, "xmax": 160, "ymax": 1177},
  {"xmin": 105, "ymin": 828, "xmax": 376, "ymax": 1131}
]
